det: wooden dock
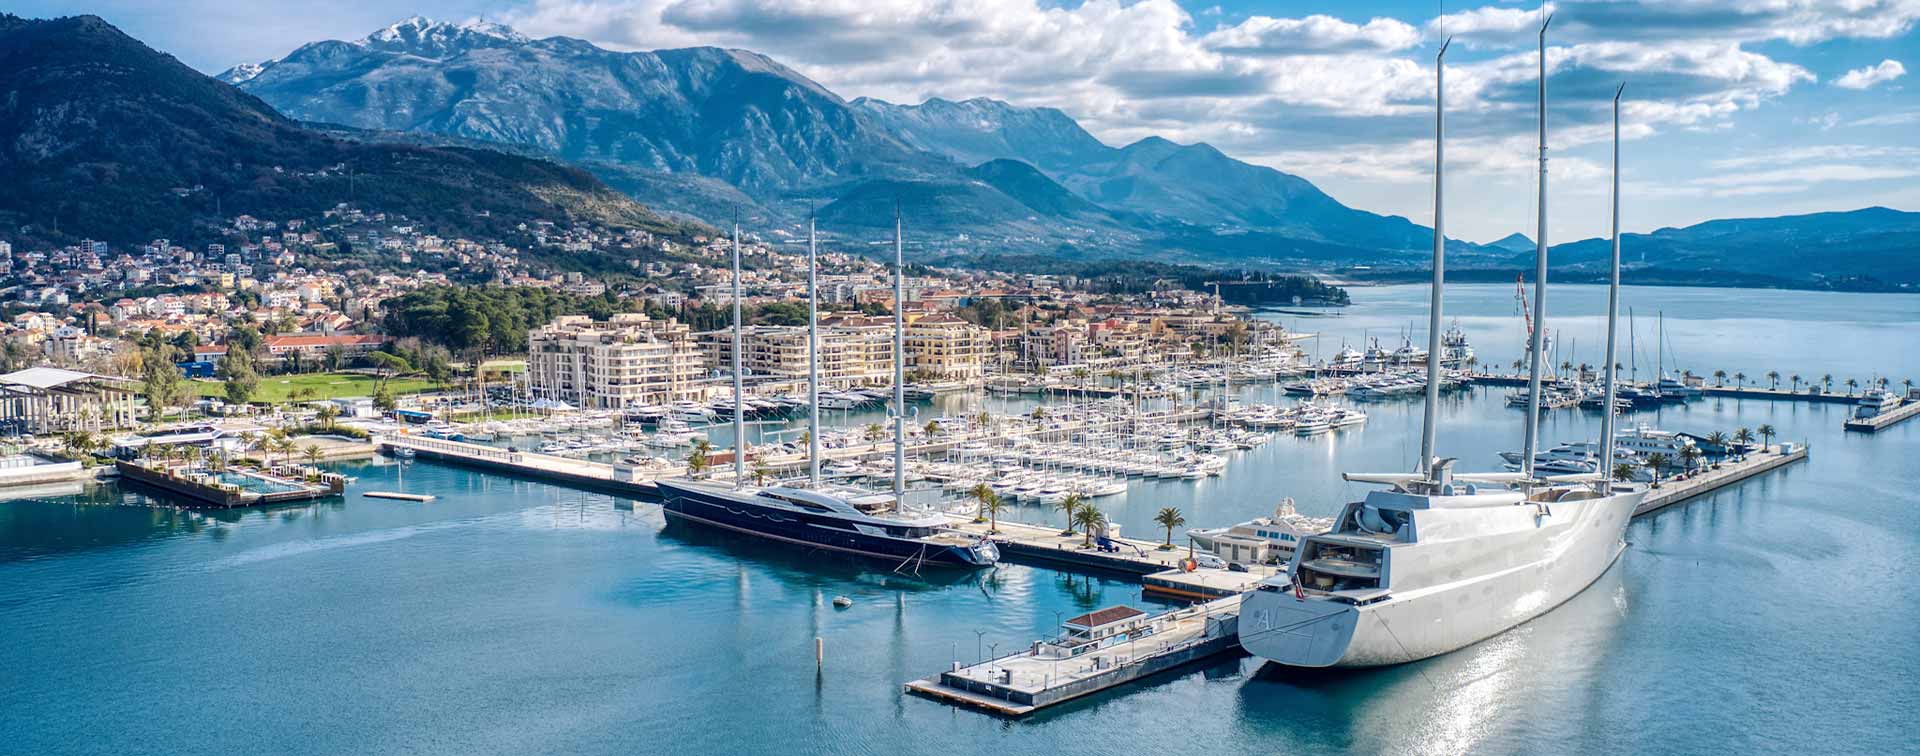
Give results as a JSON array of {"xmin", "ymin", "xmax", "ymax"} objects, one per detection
[
  {"xmin": 1634, "ymin": 443, "xmax": 1810, "ymax": 517},
  {"xmin": 1843, "ymin": 397, "xmax": 1920, "ymax": 432}
]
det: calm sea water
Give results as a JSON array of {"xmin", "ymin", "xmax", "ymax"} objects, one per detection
[{"xmin": 4, "ymin": 285, "xmax": 1916, "ymax": 755}]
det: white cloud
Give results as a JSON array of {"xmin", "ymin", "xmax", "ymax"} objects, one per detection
[
  {"xmin": 1204, "ymin": 14, "xmax": 1422, "ymax": 55},
  {"xmin": 1834, "ymin": 59, "xmax": 1907, "ymax": 89}
]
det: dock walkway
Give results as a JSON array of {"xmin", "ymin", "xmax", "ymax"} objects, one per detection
[
  {"xmin": 1843, "ymin": 399, "xmax": 1920, "ymax": 432},
  {"xmin": 943, "ymin": 517, "xmax": 1271, "ymax": 598},
  {"xmin": 1634, "ymin": 443, "xmax": 1810, "ymax": 516}
]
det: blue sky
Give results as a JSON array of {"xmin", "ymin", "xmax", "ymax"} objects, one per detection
[{"xmin": 30, "ymin": 0, "xmax": 1920, "ymax": 243}]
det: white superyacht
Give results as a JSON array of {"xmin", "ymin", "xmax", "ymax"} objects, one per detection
[{"xmin": 1240, "ymin": 27, "xmax": 1646, "ymax": 668}]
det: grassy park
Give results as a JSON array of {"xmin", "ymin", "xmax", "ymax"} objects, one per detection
[{"xmin": 192, "ymin": 372, "xmax": 441, "ymax": 403}]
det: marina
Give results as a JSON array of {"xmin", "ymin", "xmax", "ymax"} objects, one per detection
[{"xmin": 4, "ymin": 286, "xmax": 1913, "ymax": 756}]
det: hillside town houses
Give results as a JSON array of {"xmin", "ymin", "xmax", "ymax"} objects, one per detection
[{"xmin": 2, "ymin": 203, "xmax": 1282, "ymax": 432}]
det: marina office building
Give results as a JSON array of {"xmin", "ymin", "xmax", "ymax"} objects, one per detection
[{"xmin": 526, "ymin": 314, "xmax": 705, "ymax": 409}]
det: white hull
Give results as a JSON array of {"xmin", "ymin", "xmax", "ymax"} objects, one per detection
[{"xmin": 1240, "ymin": 487, "xmax": 1643, "ymax": 667}]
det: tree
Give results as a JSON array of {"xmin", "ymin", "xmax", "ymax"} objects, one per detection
[
  {"xmin": 1766, "ymin": 370, "xmax": 1780, "ymax": 390},
  {"xmin": 269, "ymin": 436, "xmax": 296, "ymax": 469},
  {"xmin": 687, "ymin": 438, "xmax": 712, "ymax": 476},
  {"xmin": 1713, "ymin": 369, "xmax": 1727, "ymax": 386},
  {"xmin": 751, "ymin": 462, "xmax": 772, "ymax": 486},
  {"xmin": 1845, "ymin": 378, "xmax": 1859, "ymax": 395},
  {"xmin": 968, "ymin": 483, "xmax": 994, "ymax": 524},
  {"xmin": 1072, "ymin": 503, "xmax": 1106, "ymax": 547},
  {"xmin": 981, "ymin": 491, "xmax": 1005, "ymax": 534},
  {"xmin": 315, "ymin": 403, "xmax": 340, "ymax": 429},
  {"xmin": 1154, "ymin": 507, "xmax": 1186, "ymax": 550},
  {"xmin": 1789, "ymin": 374, "xmax": 1802, "ymax": 393},
  {"xmin": 372, "ymin": 384, "xmax": 396, "ymax": 412},
  {"xmin": 303, "ymin": 444, "xmax": 323, "ymax": 467},
  {"xmin": 1733, "ymin": 372, "xmax": 1747, "ymax": 388},
  {"xmin": 1733, "ymin": 427, "xmax": 1755, "ymax": 456},
  {"xmin": 1056, "ymin": 493, "xmax": 1084, "ymax": 536},
  {"xmin": 139, "ymin": 348, "xmax": 185, "ymax": 421},
  {"xmin": 1756, "ymin": 424, "xmax": 1776, "ymax": 452},
  {"xmin": 1645, "ymin": 453, "xmax": 1669, "ymax": 487},
  {"xmin": 864, "ymin": 423, "xmax": 885, "ymax": 443},
  {"xmin": 1821, "ymin": 374, "xmax": 1834, "ymax": 393},
  {"xmin": 1612, "ymin": 462, "xmax": 1637, "ymax": 484},
  {"xmin": 324, "ymin": 344, "xmax": 348, "ymax": 372},
  {"xmin": 924, "ymin": 420, "xmax": 941, "ymax": 436},
  {"xmin": 217, "ymin": 349, "xmax": 259, "ymax": 406},
  {"xmin": 1679, "ymin": 445, "xmax": 1703, "ymax": 475},
  {"xmin": 1705, "ymin": 431, "xmax": 1728, "ymax": 454}
]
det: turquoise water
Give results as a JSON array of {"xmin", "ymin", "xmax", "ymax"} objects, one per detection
[
  {"xmin": 213, "ymin": 471, "xmax": 305, "ymax": 494},
  {"xmin": 3, "ymin": 285, "xmax": 1917, "ymax": 755}
]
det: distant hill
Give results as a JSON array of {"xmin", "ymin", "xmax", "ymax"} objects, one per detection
[
  {"xmin": 0, "ymin": 14, "xmax": 673, "ymax": 247},
  {"xmin": 1539, "ymin": 207, "xmax": 1920, "ymax": 289}
]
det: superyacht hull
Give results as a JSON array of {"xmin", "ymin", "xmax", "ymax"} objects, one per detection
[
  {"xmin": 655, "ymin": 481, "xmax": 998, "ymax": 569},
  {"xmin": 1240, "ymin": 488, "xmax": 1643, "ymax": 668}
]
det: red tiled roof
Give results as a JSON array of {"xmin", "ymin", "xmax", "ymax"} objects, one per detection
[
  {"xmin": 1064, "ymin": 605, "xmax": 1145, "ymax": 629},
  {"xmin": 264, "ymin": 334, "xmax": 387, "ymax": 348}
]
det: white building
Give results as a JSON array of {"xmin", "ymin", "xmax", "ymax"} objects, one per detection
[{"xmin": 527, "ymin": 314, "xmax": 704, "ymax": 409}]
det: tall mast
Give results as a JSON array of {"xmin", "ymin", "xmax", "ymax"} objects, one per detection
[
  {"xmin": 1420, "ymin": 38, "xmax": 1451, "ymax": 475},
  {"xmin": 892, "ymin": 206, "xmax": 906, "ymax": 503},
  {"xmin": 807, "ymin": 212, "xmax": 821, "ymax": 487},
  {"xmin": 1599, "ymin": 85, "xmax": 1625, "ymax": 489},
  {"xmin": 1521, "ymin": 14, "xmax": 1552, "ymax": 481},
  {"xmin": 731, "ymin": 212, "xmax": 746, "ymax": 488}
]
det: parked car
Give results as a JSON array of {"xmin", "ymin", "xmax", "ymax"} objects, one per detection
[{"xmin": 1194, "ymin": 554, "xmax": 1228, "ymax": 570}]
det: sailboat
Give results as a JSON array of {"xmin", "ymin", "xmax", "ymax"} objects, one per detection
[
  {"xmin": 656, "ymin": 211, "xmax": 999, "ymax": 569},
  {"xmin": 1240, "ymin": 23, "xmax": 1646, "ymax": 668}
]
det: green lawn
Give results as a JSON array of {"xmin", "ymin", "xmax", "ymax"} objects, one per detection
[{"xmin": 192, "ymin": 373, "xmax": 441, "ymax": 403}]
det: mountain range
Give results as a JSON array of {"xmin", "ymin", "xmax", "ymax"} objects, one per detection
[
  {"xmin": 0, "ymin": 14, "xmax": 673, "ymax": 249},
  {"xmin": 1, "ymin": 13, "xmax": 1911, "ymax": 291},
  {"xmin": 216, "ymin": 16, "xmax": 1464, "ymax": 262}
]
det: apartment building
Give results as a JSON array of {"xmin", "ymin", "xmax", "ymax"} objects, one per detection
[
  {"xmin": 527, "ymin": 314, "xmax": 704, "ymax": 409},
  {"xmin": 700, "ymin": 315, "xmax": 893, "ymax": 388},
  {"xmin": 904, "ymin": 313, "xmax": 988, "ymax": 380}
]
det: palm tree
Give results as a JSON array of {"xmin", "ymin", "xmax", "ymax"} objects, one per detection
[
  {"xmin": 751, "ymin": 462, "xmax": 772, "ymax": 486},
  {"xmin": 1821, "ymin": 374, "xmax": 1834, "ymax": 393},
  {"xmin": 1790, "ymin": 374, "xmax": 1802, "ymax": 393},
  {"xmin": 270, "ymin": 436, "xmax": 295, "ymax": 469},
  {"xmin": 980, "ymin": 492, "xmax": 1006, "ymax": 534},
  {"xmin": 1733, "ymin": 371, "xmax": 1747, "ymax": 388},
  {"xmin": 1733, "ymin": 427, "xmax": 1755, "ymax": 456},
  {"xmin": 1713, "ymin": 369, "xmax": 1727, "ymax": 386},
  {"xmin": 1705, "ymin": 430, "xmax": 1728, "ymax": 450},
  {"xmin": 1612, "ymin": 462, "xmax": 1637, "ymax": 484},
  {"xmin": 1756, "ymin": 424, "xmax": 1776, "ymax": 452},
  {"xmin": 315, "ymin": 402, "xmax": 340, "ymax": 430},
  {"xmin": 1153, "ymin": 507, "xmax": 1185, "ymax": 550},
  {"xmin": 924, "ymin": 420, "xmax": 941, "ymax": 436},
  {"xmin": 687, "ymin": 438, "xmax": 712, "ymax": 476},
  {"xmin": 968, "ymin": 483, "xmax": 994, "ymax": 524},
  {"xmin": 864, "ymin": 423, "xmax": 885, "ymax": 443},
  {"xmin": 1845, "ymin": 378, "xmax": 1859, "ymax": 395},
  {"xmin": 303, "ymin": 444, "xmax": 323, "ymax": 467},
  {"xmin": 1645, "ymin": 453, "xmax": 1670, "ymax": 488},
  {"xmin": 1766, "ymin": 371, "xmax": 1780, "ymax": 390},
  {"xmin": 1056, "ymin": 493, "xmax": 1084, "ymax": 536},
  {"xmin": 1679, "ymin": 445, "xmax": 1703, "ymax": 475},
  {"xmin": 1904, "ymin": 378, "xmax": 1914, "ymax": 395},
  {"xmin": 1072, "ymin": 502, "xmax": 1106, "ymax": 547}
]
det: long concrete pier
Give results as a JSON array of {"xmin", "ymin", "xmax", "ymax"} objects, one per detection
[
  {"xmin": 1634, "ymin": 443, "xmax": 1810, "ymax": 517},
  {"xmin": 1843, "ymin": 398, "xmax": 1920, "ymax": 432}
]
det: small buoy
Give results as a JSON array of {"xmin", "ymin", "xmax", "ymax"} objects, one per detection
[{"xmin": 832, "ymin": 595, "xmax": 853, "ymax": 609}]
